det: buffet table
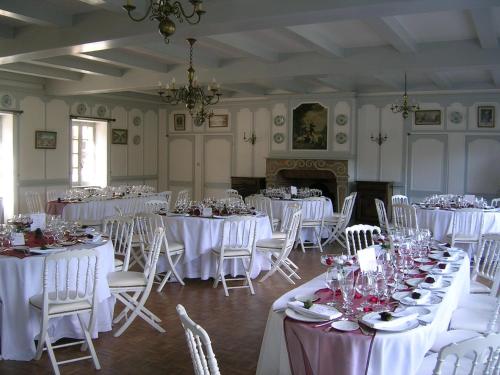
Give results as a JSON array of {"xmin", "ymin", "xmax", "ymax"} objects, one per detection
[
  {"xmin": 158, "ymin": 214, "xmax": 273, "ymax": 280},
  {"xmin": 0, "ymin": 240, "xmax": 115, "ymax": 360},
  {"xmin": 257, "ymin": 254, "xmax": 470, "ymax": 375}
]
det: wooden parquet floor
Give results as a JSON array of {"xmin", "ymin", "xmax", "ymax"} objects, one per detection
[{"xmin": 0, "ymin": 246, "xmax": 341, "ymax": 375}]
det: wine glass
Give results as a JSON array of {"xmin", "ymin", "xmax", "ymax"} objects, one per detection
[
  {"xmin": 339, "ymin": 270, "xmax": 356, "ymax": 318},
  {"xmin": 373, "ymin": 273, "xmax": 387, "ymax": 311},
  {"xmin": 325, "ymin": 267, "xmax": 340, "ymax": 306},
  {"xmin": 355, "ymin": 271, "xmax": 374, "ymax": 311}
]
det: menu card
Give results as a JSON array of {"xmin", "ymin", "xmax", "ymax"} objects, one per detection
[
  {"xmin": 12, "ymin": 232, "xmax": 25, "ymax": 246},
  {"xmin": 357, "ymin": 247, "xmax": 377, "ymax": 272},
  {"xmin": 290, "ymin": 186, "xmax": 297, "ymax": 195},
  {"xmin": 30, "ymin": 213, "xmax": 46, "ymax": 231}
]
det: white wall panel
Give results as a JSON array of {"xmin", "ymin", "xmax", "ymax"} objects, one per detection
[
  {"xmin": 446, "ymin": 103, "xmax": 466, "ymax": 131},
  {"xmin": 356, "ymin": 104, "xmax": 379, "ymax": 180},
  {"xmin": 466, "ymin": 138, "xmax": 500, "ymax": 195},
  {"xmin": 144, "ymin": 110, "xmax": 158, "ymax": 175},
  {"xmin": 380, "ymin": 105, "xmax": 403, "ymax": 183},
  {"xmin": 254, "ymin": 107, "xmax": 270, "ymax": 177},
  {"xmin": 45, "ymin": 99, "xmax": 69, "ymax": 180},
  {"xmin": 168, "ymin": 137, "xmax": 194, "ymax": 182},
  {"xmin": 271, "ymin": 102, "xmax": 287, "ymax": 152},
  {"xmin": 333, "ymin": 101, "xmax": 351, "ymax": 153},
  {"xmin": 447, "ymin": 133, "xmax": 466, "ymax": 194},
  {"xmin": 127, "ymin": 109, "xmax": 143, "ymax": 176},
  {"xmin": 235, "ymin": 108, "xmax": 252, "ymax": 176},
  {"xmin": 410, "ymin": 138, "xmax": 445, "ymax": 192},
  {"xmin": 19, "ymin": 96, "xmax": 45, "ymax": 180},
  {"xmin": 110, "ymin": 106, "xmax": 128, "ymax": 177},
  {"xmin": 204, "ymin": 136, "xmax": 231, "ymax": 184}
]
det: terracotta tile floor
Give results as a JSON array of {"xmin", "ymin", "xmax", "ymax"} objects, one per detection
[{"xmin": 0, "ymin": 246, "xmax": 341, "ymax": 374}]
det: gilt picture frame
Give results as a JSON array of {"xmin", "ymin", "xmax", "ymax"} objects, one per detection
[
  {"xmin": 174, "ymin": 114, "xmax": 186, "ymax": 131},
  {"xmin": 414, "ymin": 110, "xmax": 442, "ymax": 125},
  {"xmin": 292, "ymin": 102, "xmax": 328, "ymax": 150},
  {"xmin": 35, "ymin": 131, "xmax": 57, "ymax": 149},
  {"xmin": 111, "ymin": 128, "xmax": 128, "ymax": 145},
  {"xmin": 477, "ymin": 106, "xmax": 495, "ymax": 128}
]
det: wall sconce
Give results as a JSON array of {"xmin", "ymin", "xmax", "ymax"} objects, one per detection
[
  {"xmin": 370, "ymin": 132, "xmax": 388, "ymax": 145},
  {"xmin": 243, "ymin": 131, "xmax": 257, "ymax": 145}
]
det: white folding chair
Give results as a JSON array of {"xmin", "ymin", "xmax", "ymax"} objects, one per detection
[
  {"xmin": 176, "ymin": 190, "xmax": 190, "ymax": 206},
  {"xmin": 272, "ymin": 203, "xmax": 302, "ymax": 239},
  {"xmin": 46, "ymin": 190, "xmax": 65, "ymax": 202},
  {"xmin": 102, "ymin": 216, "xmax": 134, "ymax": 271},
  {"xmin": 450, "ymin": 297, "xmax": 500, "ymax": 334},
  {"xmin": 299, "ymin": 197, "xmax": 326, "ymax": 253},
  {"xmin": 491, "ymin": 198, "xmax": 500, "ymax": 208},
  {"xmin": 392, "ymin": 194, "xmax": 409, "ymax": 205},
  {"xmin": 225, "ymin": 188, "xmax": 240, "ymax": 198},
  {"xmin": 418, "ymin": 333, "xmax": 500, "ymax": 375},
  {"xmin": 107, "ymin": 227, "xmax": 166, "ymax": 337},
  {"xmin": 256, "ymin": 209, "xmax": 302, "ymax": 284},
  {"xmin": 446, "ymin": 208, "xmax": 484, "ymax": 249},
  {"xmin": 253, "ymin": 196, "xmax": 279, "ymax": 231},
  {"xmin": 30, "ymin": 249, "xmax": 101, "ymax": 375},
  {"xmin": 345, "ymin": 224, "xmax": 381, "ymax": 256},
  {"xmin": 469, "ymin": 234, "xmax": 500, "ymax": 294},
  {"xmin": 392, "ymin": 204, "xmax": 419, "ymax": 230},
  {"xmin": 176, "ymin": 304, "xmax": 221, "ymax": 375},
  {"xmin": 212, "ymin": 217, "xmax": 257, "ymax": 297},
  {"xmin": 375, "ymin": 198, "xmax": 392, "ymax": 234},
  {"xmin": 322, "ymin": 193, "xmax": 356, "ymax": 248},
  {"xmin": 25, "ymin": 191, "xmax": 44, "ymax": 213}
]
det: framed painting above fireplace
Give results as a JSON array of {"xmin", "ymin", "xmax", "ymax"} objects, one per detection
[{"xmin": 292, "ymin": 102, "xmax": 328, "ymax": 150}]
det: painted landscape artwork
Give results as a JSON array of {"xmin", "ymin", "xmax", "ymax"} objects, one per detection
[{"xmin": 292, "ymin": 103, "xmax": 328, "ymax": 150}]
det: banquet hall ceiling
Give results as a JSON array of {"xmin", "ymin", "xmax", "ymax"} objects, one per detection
[{"xmin": 0, "ymin": 0, "xmax": 499, "ymax": 101}]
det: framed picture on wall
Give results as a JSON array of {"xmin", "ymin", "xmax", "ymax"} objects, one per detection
[
  {"xmin": 35, "ymin": 131, "xmax": 57, "ymax": 149},
  {"xmin": 414, "ymin": 110, "xmax": 442, "ymax": 125},
  {"xmin": 292, "ymin": 102, "xmax": 328, "ymax": 150},
  {"xmin": 111, "ymin": 128, "xmax": 128, "ymax": 145},
  {"xmin": 174, "ymin": 114, "xmax": 186, "ymax": 131},
  {"xmin": 477, "ymin": 106, "xmax": 495, "ymax": 128},
  {"xmin": 209, "ymin": 114, "xmax": 228, "ymax": 128}
]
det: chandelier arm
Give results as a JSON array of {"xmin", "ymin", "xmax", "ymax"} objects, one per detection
[
  {"xmin": 124, "ymin": 0, "xmax": 154, "ymax": 22},
  {"xmin": 171, "ymin": 1, "xmax": 201, "ymax": 24}
]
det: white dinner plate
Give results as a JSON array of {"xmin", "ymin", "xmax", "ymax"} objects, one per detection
[
  {"xmin": 420, "ymin": 279, "xmax": 451, "ymax": 290},
  {"xmin": 396, "ymin": 306, "xmax": 431, "ymax": 317},
  {"xmin": 396, "ymin": 292, "xmax": 443, "ymax": 306},
  {"xmin": 405, "ymin": 278, "xmax": 422, "ymax": 287},
  {"xmin": 407, "ymin": 269, "xmax": 422, "ymax": 275},
  {"xmin": 414, "ymin": 257, "xmax": 431, "ymax": 263},
  {"xmin": 331, "ymin": 320, "xmax": 359, "ymax": 332},
  {"xmin": 294, "ymin": 294, "xmax": 319, "ymax": 303},
  {"xmin": 362, "ymin": 312, "xmax": 420, "ymax": 332},
  {"xmin": 284, "ymin": 308, "xmax": 326, "ymax": 323},
  {"xmin": 59, "ymin": 241, "xmax": 77, "ymax": 246}
]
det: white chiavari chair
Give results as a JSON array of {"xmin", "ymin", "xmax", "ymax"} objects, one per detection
[
  {"xmin": 25, "ymin": 191, "xmax": 44, "ymax": 213},
  {"xmin": 176, "ymin": 190, "xmax": 190, "ymax": 206},
  {"xmin": 107, "ymin": 227, "xmax": 166, "ymax": 337},
  {"xmin": 176, "ymin": 304, "xmax": 221, "ymax": 375},
  {"xmin": 256, "ymin": 209, "xmax": 302, "ymax": 284},
  {"xmin": 30, "ymin": 249, "xmax": 101, "ymax": 375},
  {"xmin": 102, "ymin": 216, "xmax": 134, "ymax": 271},
  {"xmin": 345, "ymin": 224, "xmax": 381, "ymax": 256},
  {"xmin": 244, "ymin": 194, "xmax": 258, "ymax": 207},
  {"xmin": 299, "ymin": 197, "xmax": 326, "ymax": 253},
  {"xmin": 375, "ymin": 198, "xmax": 392, "ymax": 234},
  {"xmin": 418, "ymin": 334, "xmax": 500, "ymax": 375},
  {"xmin": 144, "ymin": 200, "xmax": 169, "ymax": 213},
  {"xmin": 46, "ymin": 190, "xmax": 65, "ymax": 202},
  {"xmin": 225, "ymin": 188, "xmax": 239, "ymax": 198},
  {"xmin": 322, "ymin": 193, "xmax": 356, "ymax": 248},
  {"xmin": 252, "ymin": 196, "xmax": 279, "ymax": 231},
  {"xmin": 392, "ymin": 204, "xmax": 419, "ymax": 230},
  {"xmin": 446, "ymin": 208, "xmax": 484, "ymax": 249},
  {"xmin": 491, "ymin": 198, "xmax": 500, "ymax": 208},
  {"xmin": 272, "ymin": 203, "xmax": 301, "ymax": 239},
  {"xmin": 468, "ymin": 234, "xmax": 500, "ymax": 294},
  {"xmin": 392, "ymin": 194, "xmax": 409, "ymax": 205},
  {"xmin": 212, "ymin": 217, "xmax": 257, "ymax": 297}
]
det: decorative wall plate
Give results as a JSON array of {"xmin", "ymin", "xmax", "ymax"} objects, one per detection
[
  {"xmin": 449, "ymin": 111, "xmax": 463, "ymax": 124},
  {"xmin": 76, "ymin": 103, "xmax": 87, "ymax": 115},
  {"xmin": 133, "ymin": 135, "xmax": 141, "ymax": 145},
  {"xmin": 273, "ymin": 132, "xmax": 285, "ymax": 144},
  {"xmin": 274, "ymin": 115, "xmax": 285, "ymax": 126},
  {"xmin": 97, "ymin": 105, "xmax": 107, "ymax": 117},
  {"xmin": 1, "ymin": 94, "xmax": 12, "ymax": 108},
  {"xmin": 336, "ymin": 114, "xmax": 348, "ymax": 126},
  {"xmin": 336, "ymin": 132, "xmax": 348, "ymax": 144},
  {"xmin": 133, "ymin": 116, "xmax": 141, "ymax": 126}
]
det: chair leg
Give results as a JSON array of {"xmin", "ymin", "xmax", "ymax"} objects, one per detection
[
  {"xmin": 77, "ymin": 314, "xmax": 101, "ymax": 370},
  {"xmin": 35, "ymin": 317, "xmax": 48, "ymax": 360},
  {"xmin": 114, "ymin": 293, "xmax": 165, "ymax": 337},
  {"xmin": 157, "ymin": 252, "xmax": 185, "ymax": 292},
  {"xmin": 299, "ymin": 235, "xmax": 306, "ymax": 253},
  {"xmin": 44, "ymin": 333, "xmax": 60, "ymax": 375},
  {"xmin": 213, "ymin": 257, "xmax": 222, "ymax": 288},
  {"xmin": 113, "ymin": 291, "xmax": 140, "ymax": 324},
  {"xmin": 243, "ymin": 258, "xmax": 255, "ymax": 295},
  {"xmin": 316, "ymin": 229, "xmax": 324, "ymax": 253},
  {"xmin": 220, "ymin": 273, "xmax": 229, "ymax": 297}
]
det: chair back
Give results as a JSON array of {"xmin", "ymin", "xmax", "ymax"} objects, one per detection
[
  {"xmin": 375, "ymin": 199, "xmax": 391, "ymax": 233},
  {"xmin": 252, "ymin": 196, "xmax": 275, "ymax": 228},
  {"xmin": 473, "ymin": 234, "xmax": 500, "ymax": 294},
  {"xmin": 103, "ymin": 216, "xmax": 134, "ymax": 270},
  {"xmin": 282, "ymin": 209, "xmax": 302, "ymax": 258},
  {"xmin": 25, "ymin": 191, "xmax": 44, "ymax": 213},
  {"xmin": 392, "ymin": 204, "xmax": 419, "ymax": 230},
  {"xmin": 158, "ymin": 191, "xmax": 172, "ymax": 210},
  {"xmin": 344, "ymin": 192, "xmax": 357, "ymax": 226},
  {"xmin": 491, "ymin": 198, "xmax": 500, "ymax": 208},
  {"xmin": 225, "ymin": 189, "xmax": 239, "ymax": 199},
  {"xmin": 392, "ymin": 194, "xmax": 409, "ymax": 205},
  {"xmin": 450, "ymin": 208, "xmax": 484, "ymax": 244},
  {"xmin": 280, "ymin": 203, "xmax": 302, "ymax": 232},
  {"xmin": 42, "ymin": 249, "xmax": 99, "ymax": 312},
  {"xmin": 345, "ymin": 224, "xmax": 381, "ymax": 256},
  {"xmin": 219, "ymin": 217, "xmax": 257, "ymax": 256},
  {"xmin": 432, "ymin": 333, "xmax": 500, "ymax": 375},
  {"xmin": 46, "ymin": 190, "xmax": 65, "ymax": 202},
  {"xmin": 302, "ymin": 197, "xmax": 326, "ymax": 223},
  {"xmin": 245, "ymin": 195, "xmax": 258, "ymax": 207},
  {"xmin": 143, "ymin": 227, "xmax": 165, "ymax": 283},
  {"xmin": 176, "ymin": 304, "xmax": 221, "ymax": 375},
  {"xmin": 144, "ymin": 200, "xmax": 169, "ymax": 213},
  {"xmin": 176, "ymin": 190, "xmax": 190, "ymax": 205},
  {"xmin": 134, "ymin": 213, "xmax": 164, "ymax": 248}
]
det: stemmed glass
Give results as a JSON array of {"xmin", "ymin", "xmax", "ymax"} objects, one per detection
[
  {"xmin": 325, "ymin": 267, "xmax": 340, "ymax": 307},
  {"xmin": 373, "ymin": 272, "xmax": 387, "ymax": 311},
  {"xmin": 338, "ymin": 270, "xmax": 356, "ymax": 318},
  {"xmin": 355, "ymin": 271, "xmax": 374, "ymax": 311}
]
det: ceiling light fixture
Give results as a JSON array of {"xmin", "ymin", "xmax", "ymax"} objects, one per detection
[
  {"xmin": 390, "ymin": 73, "xmax": 420, "ymax": 119},
  {"xmin": 123, "ymin": 0, "xmax": 205, "ymax": 43},
  {"xmin": 158, "ymin": 38, "xmax": 221, "ymax": 126}
]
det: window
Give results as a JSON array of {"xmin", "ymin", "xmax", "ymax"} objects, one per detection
[
  {"xmin": 0, "ymin": 113, "xmax": 14, "ymax": 220},
  {"xmin": 70, "ymin": 119, "xmax": 107, "ymax": 187}
]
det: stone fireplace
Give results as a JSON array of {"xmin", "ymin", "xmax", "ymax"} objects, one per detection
[{"xmin": 266, "ymin": 158, "xmax": 349, "ymax": 210}]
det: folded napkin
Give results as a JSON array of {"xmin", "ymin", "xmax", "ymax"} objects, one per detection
[
  {"xmin": 439, "ymin": 252, "xmax": 461, "ymax": 262},
  {"xmin": 287, "ymin": 301, "xmax": 342, "ymax": 320},
  {"xmin": 401, "ymin": 289, "xmax": 432, "ymax": 305},
  {"xmin": 84, "ymin": 234, "xmax": 102, "ymax": 243},
  {"xmin": 362, "ymin": 310, "xmax": 419, "ymax": 329},
  {"xmin": 432, "ymin": 263, "xmax": 451, "ymax": 274},
  {"xmin": 420, "ymin": 275, "xmax": 443, "ymax": 289}
]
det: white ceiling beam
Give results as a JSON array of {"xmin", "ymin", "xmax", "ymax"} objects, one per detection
[
  {"xmin": 0, "ymin": 62, "xmax": 82, "ymax": 81},
  {"xmin": 317, "ymin": 76, "xmax": 354, "ymax": 91},
  {"xmin": 469, "ymin": 9, "xmax": 498, "ymax": 49},
  {"xmin": 283, "ymin": 27, "xmax": 344, "ymax": 58},
  {"xmin": 365, "ymin": 17, "xmax": 418, "ymax": 53},
  {"xmin": 223, "ymin": 83, "xmax": 268, "ymax": 96},
  {"xmin": 429, "ymin": 72, "xmax": 453, "ymax": 89},
  {"xmin": 208, "ymin": 34, "xmax": 280, "ymax": 62},
  {"xmin": 0, "ymin": 0, "xmax": 73, "ymax": 27},
  {"xmin": 33, "ymin": 56, "xmax": 125, "ymax": 77},
  {"xmin": 491, "ymin": 70, "xmax": 500, "ymax": 88},
  {"xmin": 261, "ymin": 79, "xmax": 309, "ymax": 94},
  {"xmin": 79, "ymin": 49, "xmax": 170, "ymax": 73},
  {"xmin": 373, "ymin": 74, "xmax": 402, "ymax": 89}
]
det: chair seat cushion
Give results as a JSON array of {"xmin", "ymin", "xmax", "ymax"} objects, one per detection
[
  {"xmin": 271, "ymin": 231, "xmax": 287, "ymax": 239},
  {"xmin": 446, "ymin": 233, "xmax": 479, "ymax": 242},
  {"xmin": 272, "ymin": 218, "xmax": 280, "ymax": 224},
  {"xmin": 416, "ymin": 352, "xmax": 480, "ymax": 375},
  {"xmin": 131, "ymin": 234, "xmax": 143, "ymax": 245},
  {"xmin": 256, "ymin": 238, "xmax": 284, "ymax": 249},
  {"xmin": 165, "ymin": 241, "xmax": 185, "ymax": 252},
  {"xmin": 211, "ymin": 248, "xmax": 252, "ymax": 257},
  {"xmin": 450, "ymin": 307, "xmax": 495, "ymax": 333},
  {"xmin": 29, "ymin": 293, "xmax": 92, "ymax": 315},
  {"xmin": 469, "ymin": 280, "xmax": 491, "ymax": 294},
  {"xmin": 107, "ymin": 271, "xmax": 147, "ymax": 288},
  {"xmin": 458, "ymin": 294, "xmax": 497, "ymax": 311},
  {"xmin": 114, "ymin": 258, "xmax": 124, "ymax": 268},
  {"xmin": 302, "ymin": 220, "xmax": 322, "ymax": 227},
  {"xmin": 429, "ymin": 329, "xmax": 481, "ymax": 353}
]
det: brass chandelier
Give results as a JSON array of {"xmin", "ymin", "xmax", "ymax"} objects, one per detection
[
  {"xmin": 158, "ymin": 38, "xmax": 221, "ymax": 125},
  {"xmin": 123, "ymin": 0, "xmax": 205, "ymax": 43},
  {"xmin": 390, "ymin": 73, "xmax": 420, "ymax": 119}
]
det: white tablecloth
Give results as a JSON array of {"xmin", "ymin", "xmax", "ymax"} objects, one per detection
[
  {"xmin": 0, "ymin": 197, "xmax": 3, "ymax": 224},
  {"xmin": 158, "ymin": 215, "xmax": 272, "ymax": 280},
  {"xmin": 0, "ymin": 241, "xmax": 115, "ymax": 360},
  {"xmin": 50, "ymin": 194, "xmax": 162, "ymax": 222},
  {"xmin": 257, "ymin": 255, "xmax": 470, "ymax": 375}
]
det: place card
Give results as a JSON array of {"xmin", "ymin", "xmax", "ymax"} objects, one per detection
[
  {"xmin": 357, "ymin": 247, "xmax": 377, "ymax": 272},
  {"xmin": 30, "ymin": 213, "xmax": 46, "ymax": 231},
  {"xmin": 12, "ymin": 232, "xmax": 25, "ymax": 246},
  {"xmin": 290, "ymin": 186, "xmax": 298, "ymax": 195},
  {"xmin": 202, "ymin": 207, "xmax": 213, "ymax": 217}
]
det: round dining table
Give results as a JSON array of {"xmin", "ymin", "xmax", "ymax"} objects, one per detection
[
  {"xmin": 0, "ymin": 240, "xmax": 115, "ymax": 361},
  {"xmin": 157, "ymin": 214, "xmax": 273, "ymax": 280}
]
